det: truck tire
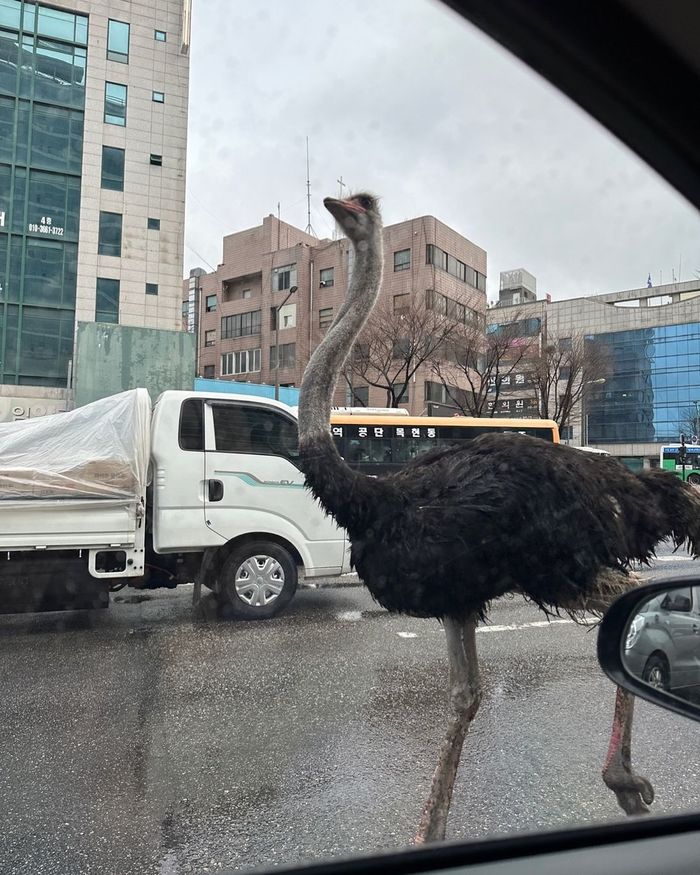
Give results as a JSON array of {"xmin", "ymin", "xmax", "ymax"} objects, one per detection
[{"xmin": 218, "ymin": 541, "xmax": 297, "ymax": 620}]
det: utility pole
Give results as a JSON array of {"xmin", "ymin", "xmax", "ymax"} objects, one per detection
[{"xmin": 274, "ymin": 286, "xmax": 297, "ymax": 401}]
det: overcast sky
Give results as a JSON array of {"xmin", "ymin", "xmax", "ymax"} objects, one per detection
[{"xmin": 185, "ymin": 0, "xmax": 700, "ymax": 302}]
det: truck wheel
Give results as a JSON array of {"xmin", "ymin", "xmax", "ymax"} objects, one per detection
[
  {"xmin": 219, "ymin": 541, "xmax": 297, "ymax": 620},
  {"xmin": 687, "ymin": 473, "xmax": 700, "ymax": 486}
]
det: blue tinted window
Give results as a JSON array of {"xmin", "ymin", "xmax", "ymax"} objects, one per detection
[
  {"xmin": 36, "ymin": 5, "xmax": 80, "ymax": 42},
  {"xmin": 104, "ymin": 82, "xmax": 127, "ymax": 125},
  {"xmin": 107, "ymin": 20, "xmax": 129, "ymax": 63},
  {"xmin": 154, "ymin": 29, "xmax": 166, "ymax": 41},
  {"xmin": 588, "ymin": 322, "xmax": 700, "ymax": 444},
  {"xmin": 96, "ymin": 277, "xmax": 119, "ymax": 323},
  {"xmin": 98, "ymin": 211, "xmax": 122, "ymax": 257},
  {"xmin": 0, "ymin": 0, "xmax": 20, "ymax": 29},
  {"xmin": 101, "ymin": 146, "xmax": 125, "ymax": 191}
]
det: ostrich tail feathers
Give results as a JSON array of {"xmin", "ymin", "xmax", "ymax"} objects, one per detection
[{"xmin": 639, "ymin": 469, "xmax": 700, "ymax": 557}]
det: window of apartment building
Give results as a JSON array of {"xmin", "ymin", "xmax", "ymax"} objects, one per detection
[
  {"xmin": 107, "ymin": 20, "xmax": 130, "ymax": 63},
  {"xmin": 320, "ymin": 267, "xmax": 334, "ymax": 287},
  {"xmin": 426, "ymin": 244, "xmax": 487, "ymax": 292},
  {"xmin": 145, "ymin": 283, "xmax": 158, "ymax": 296},
  {"xmin": 393, "ymin": 293, "xmax": 410, "ymax": 314},
  {"xmin": 560, "ymin": 425, "xmax": 574, "ymax": 441},
  {"xmin": 150, "ymin": 154, "xmax": 162, "ymax": 166},
  {"xmin": 95, "ymin": 277, "xmax": 119, "ymax": 323},
  {"xmin": 221, "ymin": 309, "xmax": 261, "ymax": 339},
  {"xmin": 394, "ymin": 249, "xmax": 411, "ymax": 271},
  {"xmin": 204, "ymin": 329, "xmax": 216, "ymax": 347},
  {"xmin": 349, "ymin": 385, "xmax": 369, "ymax": 407},
  {"xmin": 205, "ymin": 294, "xmax": 217, "ymax": 312},
  {"xmin": 98, "ymin": 211, "xmax": 122, "ymax": 256},
  {"xmin": 270, "ymin": 343, "xmax": 296, "ymax": 370},
  {"xmin": 154, "ymin": 29, "xmax": 167, "ymax": 41},
  {"xmin": 271, "ymin": 263, "xmax": 297, "ymax": 291},
  {"xmin": 104, "ymin": 82, "xmax": 127, "ymax": 125},
  {"xmin": 202, "ymin": 365, "xmax": 215, "ymax": 379},
  {"xmin": 147, "ymin": 217, "xmax": 160, "ymax": 230},
  {"xmin": 271, "ymin": 302, "xmax": 296, "ymax": 330},
  {"xmin": 152, "ymin": 91, "xmax": 165, "ymax": 103},
  {"xmin": 101, "ymin": 146, "xmax": 124, "ymax": 191},
  {"xmin": 425, "ymin": 288, "xmax": 479, "ymax": 326},
  {"xmin": 395, "ymin": 382, "xmax": 409, "ymax": 403},
  {"xmin": 221, "ymin": 348, "xmax": 261, "ymax": 376},
  {"xmin": 319, "ymin": 307, "xmax": 334, "ymax": 329}
]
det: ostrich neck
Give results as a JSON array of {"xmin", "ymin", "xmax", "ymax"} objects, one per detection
[{"xmin": 298, "ymin": 230, "xmax": 384, "ymax": 442}]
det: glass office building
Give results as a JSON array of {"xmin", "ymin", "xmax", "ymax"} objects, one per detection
[
  {"xmin": 588, "ymin": 322, "xmax": 700, "ymax": 444},
  {"xmin": 0, "ymin": 0, "xmax": 87, "ymax": 386}
]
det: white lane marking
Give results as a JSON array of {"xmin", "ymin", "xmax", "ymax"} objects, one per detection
[
  {"xmin": 478, "ymin": 618, "xmax": 593, "ymax": 633},
  {"xmin": 405, "ymin": 617, "xmax": 599, "ymax": 639},
  {"xmin": 336, "ymin": 610, "xmax": 362, "ymax": 621},
  {"xmin": 654, "ymin": 555, "xmax": 694, "ymax": 562}
]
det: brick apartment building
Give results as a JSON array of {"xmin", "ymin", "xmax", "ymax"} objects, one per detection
[{"xmin": 184, "ymin": 213, "xmax": 487, "ymax": 415}]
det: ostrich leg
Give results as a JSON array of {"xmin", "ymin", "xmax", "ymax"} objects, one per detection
[
  {"xmin": 415, "ymin": 614, "xmax": 481, "ymax": 844},
  {"xmin": 585, "ymin": 570, "xmax": 654, "ymax": 815},
  {"xmin": 602, "ymin": 686, "xmax": 654, "ymax": 814}
]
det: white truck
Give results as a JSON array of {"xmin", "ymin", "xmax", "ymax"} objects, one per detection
[{"xmin": 0, "ymin": 389, "xmax": 350, "ymax": 617}]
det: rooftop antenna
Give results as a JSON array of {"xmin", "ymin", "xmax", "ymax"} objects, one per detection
[
  {"xmin": 333, "ymin": 176, "xmax": 347, "ymax": 240},
  {"xmin": 305, "ymin": 137, "xmax": 317, "ymax": 237}
]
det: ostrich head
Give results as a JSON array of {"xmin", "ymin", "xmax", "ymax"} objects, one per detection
[{"xmin": 323, "ymin": 193, "xmax": 381, "ymax": 248}]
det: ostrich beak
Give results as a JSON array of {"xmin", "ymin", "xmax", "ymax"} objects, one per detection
[{"xmin": 324, "ymin": 197, "xmax": 365, "ymax": 222}]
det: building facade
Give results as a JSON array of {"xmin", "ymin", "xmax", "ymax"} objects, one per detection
[
  {"xmin": 0, "ymin": 0, "xmax": 190, "ymax": 408},
  {"xmin": 488, "ymin": 278, "xmax": 700, "ymax": 468},
  {"xmin": 185, "ymin": 213, "xmax": 487, "ymax": 415}
]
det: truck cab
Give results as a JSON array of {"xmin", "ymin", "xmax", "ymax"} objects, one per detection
[{"xmin": 150, "ymin": 391, "xmax": 349, "ymax": 617}]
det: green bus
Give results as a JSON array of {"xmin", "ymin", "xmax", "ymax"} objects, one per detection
[{"xmin": 660, "ymin": 445, "xmax": 700, "ymax": 486}]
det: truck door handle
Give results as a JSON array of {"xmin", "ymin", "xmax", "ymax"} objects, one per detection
[{"xmin": 208, "ymin": 479, "xmax": 224, "ymax": 502}]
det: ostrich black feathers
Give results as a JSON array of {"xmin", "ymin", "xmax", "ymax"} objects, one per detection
[{"xmin": 301, "ymin": 431, "xmax": 700, "ymax": 621}]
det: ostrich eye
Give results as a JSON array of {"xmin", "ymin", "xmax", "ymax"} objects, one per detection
[{"xmin": 357, "ymin": 196, "xmax": 372, "ymax": 210}]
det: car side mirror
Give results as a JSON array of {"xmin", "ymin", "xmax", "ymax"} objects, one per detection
[{"xmin": 598, "ymin": 576, "xmax": 700, "ymax": 723}]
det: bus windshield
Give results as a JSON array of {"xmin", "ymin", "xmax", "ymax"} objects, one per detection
[{"xmin": 330, "ymin": 415, "xmax": 559, "ymax": 474}]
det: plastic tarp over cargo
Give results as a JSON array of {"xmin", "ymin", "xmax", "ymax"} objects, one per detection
[{"xmin": 0, "ymin": 389, "xmax": 151, "ymax": 500}]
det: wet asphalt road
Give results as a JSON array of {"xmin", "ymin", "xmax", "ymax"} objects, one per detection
[{"xmin": 0, "ymin": 546, "xmax": 699, "ymax": 874}]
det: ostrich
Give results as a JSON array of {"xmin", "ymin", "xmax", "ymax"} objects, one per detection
[{"xmin": 297, "ymin": 192, "xmax": 700, "ymax": 844}]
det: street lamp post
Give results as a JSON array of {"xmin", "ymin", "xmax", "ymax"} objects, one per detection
[
  {"xmin": 581, "ymin": 377, "xmax": 606, "ymax": 446},
  {"xmin": 274, "ymin": 285, "xmax": 297, "ymax": 401}
]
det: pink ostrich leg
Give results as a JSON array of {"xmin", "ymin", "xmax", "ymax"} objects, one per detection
[{"xmin": 602, "ymin": 686, "xmax": 655, "ymax": 815}]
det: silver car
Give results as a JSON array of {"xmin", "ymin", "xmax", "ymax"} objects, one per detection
[{"xmin": 625, "ymin": 586, "xmax": 700, "ymax": 695}]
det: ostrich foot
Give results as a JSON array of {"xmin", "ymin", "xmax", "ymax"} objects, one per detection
[
  {"xmin": 602, "ymin": 755, "xmax": 654, "ymax": 815},
  {"xmin": 602, "ymin": 687, "xmax": 654, "ymax": 816}
]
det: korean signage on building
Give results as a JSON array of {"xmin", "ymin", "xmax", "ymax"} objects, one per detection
[{"xmin": 487, "ymin": 396, "xmax": 540, "ymax": 417}]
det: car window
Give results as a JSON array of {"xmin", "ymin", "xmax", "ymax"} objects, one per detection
[
  {"xmin": 661, "ymin": 588, "xmax": 693, "ymax": 613},
  {"xmin": 212, "ymin": 404, "xmax": 299, "ymax": 460}
]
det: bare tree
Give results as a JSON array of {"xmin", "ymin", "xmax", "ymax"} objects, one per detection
[
  {"xmin": 344, "ymin": 294, "xmax": 459, "ymax": 408},
  {"xmin": 677, "ymin": 403, "xmax": 700, "ymax": 440},
  {"xmin": 431, "ymin": 315, "xmax": 533, "ymax": 416},
  {"xmin": 530, "ymin": 334, "xmax": 610, "ymax": 429}
]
